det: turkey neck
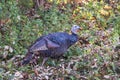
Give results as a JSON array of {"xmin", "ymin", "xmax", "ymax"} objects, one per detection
[{"xmin": 68, "ymin": 33, "xmax": 78, "ymax": 46}]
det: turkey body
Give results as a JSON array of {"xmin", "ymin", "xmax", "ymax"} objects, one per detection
[{"xmin": 22, "ymin": 31, "xmax": 79, "ymax": 65}]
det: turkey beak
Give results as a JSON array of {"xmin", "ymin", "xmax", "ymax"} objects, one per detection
[
  {"xmin": 79, "ymin": 27, "xmax": 83, "ymax": 30},
  {"xmin": 77, "ymin": 27, "xmax": 82, "ymax": 32}
]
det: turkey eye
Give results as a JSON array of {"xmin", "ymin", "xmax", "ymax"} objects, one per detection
[{"xmin": 75, "ymin": 26, "xmax": 77, "ymax": 28}]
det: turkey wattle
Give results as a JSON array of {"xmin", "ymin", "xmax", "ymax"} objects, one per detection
[{"xmin": 21, "ymin": 25, "xmax": 82, "ymax": 66}]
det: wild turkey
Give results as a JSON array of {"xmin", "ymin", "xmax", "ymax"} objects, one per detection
[{"xmin": 21, "ymin": 25, "xmax": 82, "ymax": 66}]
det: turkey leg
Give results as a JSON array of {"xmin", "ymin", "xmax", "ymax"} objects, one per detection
[
  {"xmin": 34, "ymin": 57, "xmax": 48, "ymax": 76},
  {"xmin": 41, "ymin": 57, "xmax": 48, "ymax": 66}
]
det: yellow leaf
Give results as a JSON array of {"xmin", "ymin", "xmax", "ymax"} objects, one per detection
[
  {"xmin": 104, "ymin": 5, "xmax": 112, "ymax": 10},
  {"xmin": 100, "ymin": 9, "xmax": 110, "ymax": 17}
]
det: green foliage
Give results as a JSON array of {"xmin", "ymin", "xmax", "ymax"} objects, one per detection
[{"xmin": 18, "ymin": 0, "xmax": 34, "ymax": 8}]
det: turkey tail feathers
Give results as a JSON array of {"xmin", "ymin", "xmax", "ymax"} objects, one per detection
[{"xmin": 21, "ymin": 52, "xmax": 33, "ymax": 65}]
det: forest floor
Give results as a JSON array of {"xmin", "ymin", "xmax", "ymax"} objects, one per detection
[{"xmin": 0, "ymin": 0, "xmax": 120, "ymax": 80}]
